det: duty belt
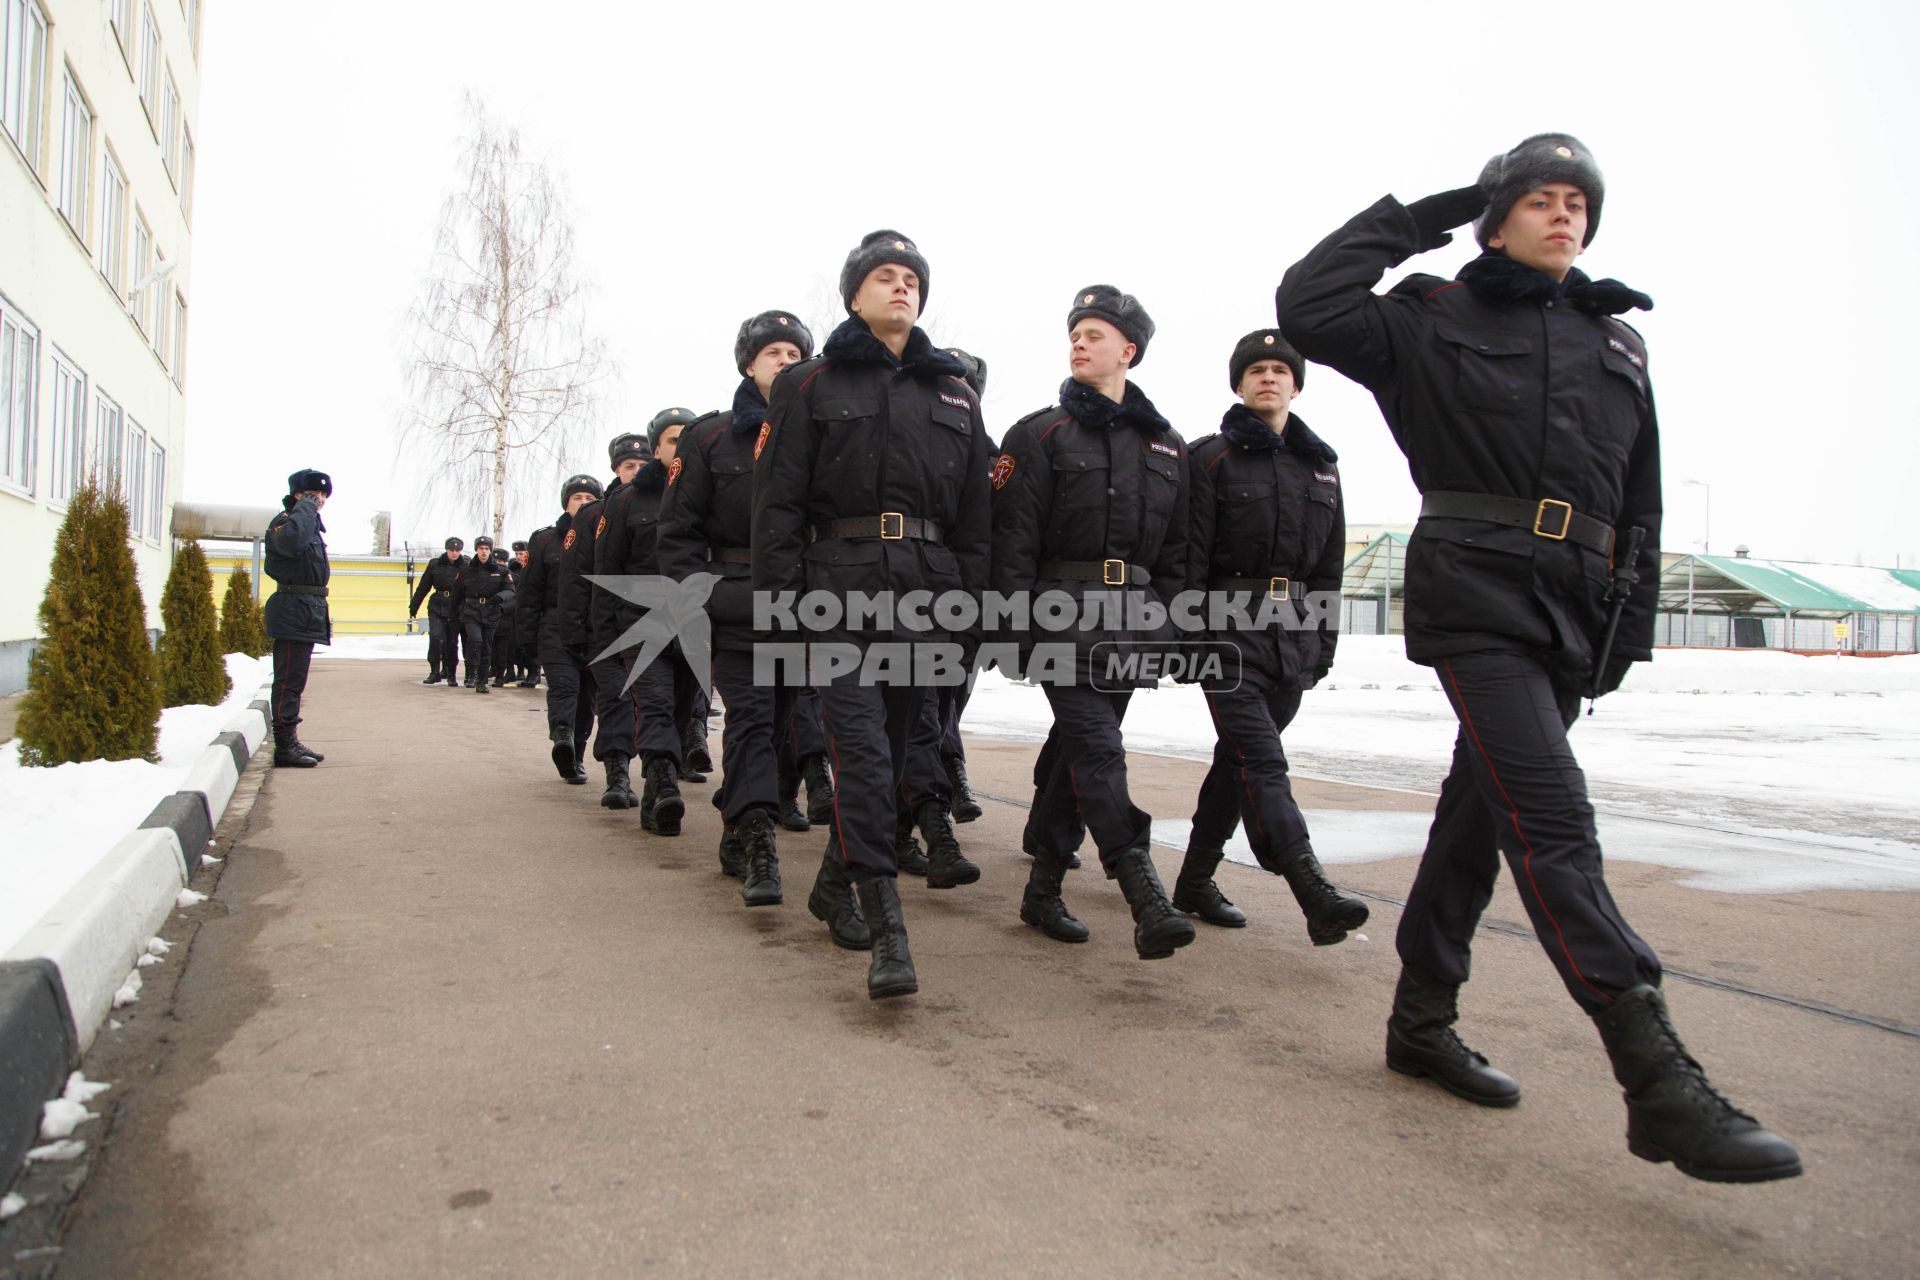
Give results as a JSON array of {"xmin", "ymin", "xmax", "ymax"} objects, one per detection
[
  {"xmin": 469, "ymin": 595, "xmax": 492, "ymax": 605},
  {"xmin": 434, "ymin": 588, "xmax": 451, "ymax": 598},
  {"xmin": 812, "ymin": 513, "xmax": 944, "ymax": 543},
  {"xmin": 1419, "ymin": 492, "xmax": 1615, "ymax": 556},
  {"xmin": 708, "ymin": 545, "xmax": 752, "ymax": 565},
  {"xmin": 277, "ymin": 584, "xmax": 329, "ymax": 597},
  {"xmin": 1040, "ymin": 559, "xmax": 1150, "ymax": 586},
  {"xmin": 1212, "ymin": 576, "xmax": 1307, "ymax": 602}
]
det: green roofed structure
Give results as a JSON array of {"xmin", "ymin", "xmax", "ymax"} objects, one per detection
[{"xmin": 1659, "ymin": 552, "xmax": 1920, "ymax": 654}]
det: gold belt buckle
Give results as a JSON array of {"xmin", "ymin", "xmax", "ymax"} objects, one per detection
[
  {"xmin": 1533, "ymin": 499, "xmax": 1572, "ymax": 540},
  {"xmin": 879, "ymin": 512, "xmax": 905, "ymax": 540},
  {"xmin": 1268, "ymin": 576, "xmax": 1290, "ymax": 602},
  {"xmin": 1102, "ymin": 558, "xmax": 1127, "ymax": 586}
]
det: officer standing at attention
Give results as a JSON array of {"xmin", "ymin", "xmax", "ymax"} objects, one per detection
[
  {"xmin": 991, "ymin": 286, "xmax": 1193, "ymax": 961},
  {"xmin": 264, "ymin": 468, "xmax": 333, "ymax": 767},
  {"xmin": 753, "ymin": 230, "xmax": 993, "ymax": 1000},
  {"xmin": 518, "ymin": 474, "xmax": 603, "ymax": 783},
  {"xmin": 451, "ymin": 535, "xmax": 512, "ymax": 694},
  {"xmin": 1277, "ymin": 132, "xmax": 1799, "ymax": 1182},
  {"xmin": 1178, "ymin": 330, "xmax": 1370, "ymax": 943},
  {"xmin": 409, "ymin": 537, "xmax": 467, "ymax": 686}
]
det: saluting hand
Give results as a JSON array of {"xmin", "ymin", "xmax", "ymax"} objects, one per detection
[{"xmin": 1403, "ymin": 185, "xmax": 1490, "ymax": 251}]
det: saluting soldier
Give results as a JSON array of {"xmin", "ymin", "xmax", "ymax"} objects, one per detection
[
  {"xmin": 753, "ymin": 230, "xmax": 993, "ymax": 1000},
  {"xmin": 518, "ymin": 475, "xmax": 603, "ymax": 783},
  {"xmin": 1278, "ymin": 132, "xmax": 1798, "ymax": 1182},
  {"xmin": 451, "ymin": 536, "xmax": 512, "ymax": 694},
  {"xmin": 408, "ymin": 536, "xmax": 467, "ymax": 686},
  {"xmin": 1178, "ymin": 330, "xmax": 1369, "ymax": 943},
  {"xmin": 264, "ymin": 468, "xmax": 333, "ymax": 767}
]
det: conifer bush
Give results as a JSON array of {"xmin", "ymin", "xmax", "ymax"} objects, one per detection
[
  {"xmin": 219, "ymin": 566, "xmax": 269, "ymax": 657},
  {"xmin": 158, "ymin": 539, "xmax": 231, "ymax": 708},
  {"xmin": 17, "ymin": 479, "xmax": 162, "ymax": 765}
]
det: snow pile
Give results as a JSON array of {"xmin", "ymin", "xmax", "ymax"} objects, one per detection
[
  {"xmin": 319, "ymin": 634, "xmax": 427, "ymax": 661},
  {"xmin": 39, "ymin": 1075, "xmax": 108, "ymax": 1141},
  {"xmin": 0, "ymin": 652, "xmax": 267, "ymax": 953}
]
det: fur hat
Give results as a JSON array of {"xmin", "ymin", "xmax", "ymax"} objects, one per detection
[
  {"xmin": 840, "ymin": 229, "xmax": 929, "ymax": 313},
  {"xmin": 561, "ymin": 473, "xmax": 603, "ymax": 506},
  {"xmin": 608, "ymin": 432, "xmax": 649, "ymax": 467},
  {"xmin": 1474, "ymin": 132, "xmax": 1604, "ymax": 248},
  {"xmin": 511, "ymin": 540, "xmax": 528, "ymax": 552},
  {"xmin": 945, "ymin": 348, "xmax": 988, "ymax": 397},
  {"xmin": 647, "ymin": 407, "xmax": 695, "ymax": 449},
  {"xmin": 734, "ymin": 310, "xmax": 815, "ymax": 375},
  {"xmin": 1229, "ymin": 329, "xmax": 1305, "ymax": 392},
  {"xmin": 474, "ymin": 535, "xmax": 494, "ymax": 550},
  {"xmin": 286, "ymin": 468, "xmax": 332, "ymax": 498},
  {"xmin": 1068, "ymin": 285, "xmax": 1153, "ymax": 367},
  {"xmin": 443, "ymin": 535, "xmax": 464, "ymax": 551}
]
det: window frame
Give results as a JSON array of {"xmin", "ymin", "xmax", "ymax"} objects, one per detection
[
  {"xmin": 1, "ymin": 0, "xmax": 49, "ymax": 171},
  {"xmin": 56, "ymin": 67, "xmax": 91, "ymax": 236},
  {"xmin": 160, "ymin": 65, "xmax": 178, "ymax": 181},
  {"xmin": 0, "ymin": 292, "xmax": 38, "ymax": 498},
  {"xmin": 171, "ymin": 289, "xmax": 186, "ymax": 388},
  {"xmin": 93, "ymin": 387, "xmax": 123, "ymax": 496},
  {"xmin": 147, "ymin": 437, "xmax": 165, "ymax": 539},
  {"xmin": 48, "ymin": 346, "xmax": 85, "ymax": 506},
  {"xmin": 179, "ymin": 122, "xmax": 194, "ymax": 224},
  {"xmin": 130, "ymin": 209, "xmax": 152, "ymax": 334},
  {"xmin": 125, "ymin": 415, "xmax": 147, "ymax": 534},
  {"xmin": 137, "ymin": 3, "xmax": 159, "ymax": 130},
  {"xmin": 99, "ymin": 146, "xmax": 128, "ymax": 295}
]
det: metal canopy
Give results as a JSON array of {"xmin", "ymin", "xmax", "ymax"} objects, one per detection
[{"xmin": 1657, "ymin": 554, "xmax": 1920, "ymax": 619}]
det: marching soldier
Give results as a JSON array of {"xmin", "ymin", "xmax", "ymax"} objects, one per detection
[
  {"xmin": 1178, "ymin": 329, "xmax": 1369, "ymax": 943},
  {"xmin": 565, "ymin": 433, "xmax": 649, "ymax": 807},
  {"xmin": 936, "ymin": 346, "xmax": 990, "ymax": 822},
  {"xmin": 518, "ymin": 475, "xmax": 603, "ymax": 783},
  {"xmin": 409, "ymin": 537, "xmax": 467, "ymax": 685},
  {"xmin": 490, "ymin": 540, "xmax": 518, "ymax": 687},
  {"xmin": 991, "ymin": 285, "xmax": 1194, "ymax": 960},
  {"xmin": 1277, "ymin": 132, "xmax": 1799, "ymax": 1181},
  {"xmin": 753, "ymin": 230, "xmax": 993, "ymax": 999},
  {"xmin": 264, "ymin": 468, "xmax": 333, "ymax": 767},
  {"xmin": 451, "ymin": 536, "xmax": 512, "ymax": 693}
]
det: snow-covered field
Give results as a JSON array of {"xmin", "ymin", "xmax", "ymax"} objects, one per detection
[{"xmin": 0, "ymin": 654, "xmax": 270, "ymax": 952}]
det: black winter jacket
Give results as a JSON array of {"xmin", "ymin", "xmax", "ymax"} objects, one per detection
[
  {"xmin": 1187, "ymin": 406, "xmax": 1345, "ymax": 692},
  {"xmin": 658, "ymin": 380, "xmax": 763, "ymax": 654},
  {"xmin": 263, "ymin": 496, "xmax": 331, "ymax": 644},
  {"xmin": 451, "ymin": 554, "xmax": 512, "ymax": 623},
  {"xmin": 990, "ymin": 378, "xmax": 1190, "ymax": 685},
  {"xmin": 1277, "ymin": 196, "xmax": 1661, "ymax": 687},
  {"xmin": 558, "ymin": 478, "xmax": 625, "ymax": 654},
  {"xmin": 752, "ymin": 319, "xmax": 993, "ymax": 652},
  {"xmin": 516, "ymin": 517, "xmax": 572, "ymax": 663},
  {"xmin": 409, "ymin": 553, "xmax": 466, "ymax": 619},
  {"xmin": 592, "ymin": 458, "xmax": 670, "ymax": 657}
]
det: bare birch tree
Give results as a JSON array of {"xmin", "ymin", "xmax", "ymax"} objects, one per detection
[{"xmin": 400, "ymin": 97, "xmax": 607, "ymax": 543}]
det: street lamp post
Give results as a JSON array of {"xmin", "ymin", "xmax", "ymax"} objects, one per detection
[{"xmin": 1683, "ymin": 478, "xmax": 1710, "ymax": 555}]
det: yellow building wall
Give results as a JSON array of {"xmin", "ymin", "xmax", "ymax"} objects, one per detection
[{"xmin": 204, "ymin": 548, "xmax": 419, "ymax": 637}]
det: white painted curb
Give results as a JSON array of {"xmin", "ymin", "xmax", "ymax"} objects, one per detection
[
  {"xmin": 180, "ymin": 749, "xmax": 240, "ymax": 826},
  {"xmin": 222, "ymin": 688, "xmax": 271, "ymax": 755}
]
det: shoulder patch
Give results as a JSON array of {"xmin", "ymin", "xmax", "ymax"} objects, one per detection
[
  {"xmin": 1149, "ymin": 441, "xmax": 1181, "ymax": 459},
  {"xmin": 668, "ymin": 457, "xmax": 683, "ymax": 485},
  {"xmin": 991, "ymin": 453, "xmax": 1016, "ymax": 491},
  {"xmin": 563, "ymin": 529, "xmax": 576, "ymax": 551},
  {"xmin": 754, "ymin": 422, "xmax": 772, "ymax": 461},
  {"xmin": 595, "ymin": 515, "xmax": 606, "ymax": 539}
]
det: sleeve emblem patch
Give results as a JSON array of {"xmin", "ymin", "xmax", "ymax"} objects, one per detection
[
  {"xmin": 991, "ymin": 453, "xmax": 1016, "ymax": 491},
  {"xmin": 754, "ymin": 422, "xmax": 772, "ymax": 461},
  {"xmin": 668, "ymin": 457, "xmax": 683, "ymax": 485},
  {"xmin": 562, "ymin": 530, "xmax": 576, "ymax": 551},
  {"xmin": 595, "ymin": 515, "xmax": 606, "ymax": 539}
]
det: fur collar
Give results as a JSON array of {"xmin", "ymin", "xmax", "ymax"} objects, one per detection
[
  {"xmin": 1457, "ymin": 251, "xmax": 1652, "ymax": 315},
  {"xmin": 633, "ymin": 458, "xmax": 667, "ymax": 496},
  {"xmin": 821, "ymin": 317, "xmax": 967, "ymax": 377},
  {"xmin": 1058, "ymin": 377, "xmax": 1173, "ymax": 435},
  {"xmin": 1219, "ymin": 404, "xmax": 1338, "ymax": 463},
  {"xmin": 731, "ymin": 378, "xmax": 768, "ymax": 434}
]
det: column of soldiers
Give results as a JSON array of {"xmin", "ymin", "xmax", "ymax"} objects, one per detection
[{"xmin": 400, "ymin": 135, "xmax": 1800, "ymax": 1186}]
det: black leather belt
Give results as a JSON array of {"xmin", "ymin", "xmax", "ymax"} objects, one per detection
[
  {"xmin": 469, "ymin": 595, "xmax": 492, "ymax": 604},
  {"xmin": 812, "ymin": 513, "xmax": 944, "ymax": 543},
  {"xmin": 1040, "ymin": 559, "xmax": 1150, "ymax": 586},
  {"xmin": 278, "ymin": 584, "xmax": 329, "ymax": 597},
  {"xmin": 1419, "ymin": 492, "xmax": 1615, "ymax": 556},
  {"xmin": 434, "ymin": 588, "xmax": 451, "ymax": 598},
  {"xmin": 708, "ymin": 546, "xmax": 751, "ymax": 565},
  {"xmin": 1212, "ymin": 576, "xmax": 1307, "ymax": 601}
]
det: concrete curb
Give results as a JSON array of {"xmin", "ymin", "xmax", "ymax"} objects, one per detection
[{"xmin": 0, "ymin": 681, "xmax": 272, "ymax": 1192}]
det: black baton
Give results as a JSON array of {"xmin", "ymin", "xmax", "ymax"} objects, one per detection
[{"xmin": 1588, "ymin": 525, "xmax": 1647, "ymax": 707}]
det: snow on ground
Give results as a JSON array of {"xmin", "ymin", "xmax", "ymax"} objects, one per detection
[
  {"xmin": 319, "ymin": 634, "xmax": 431, "ymax": 660},
  {"xmin": 971, "ymin": 637, "xmax": 1920, "ymax": 893},
  {"xmin": 0, "ymin": 653, "xmax": 270, "ymax": 953}
]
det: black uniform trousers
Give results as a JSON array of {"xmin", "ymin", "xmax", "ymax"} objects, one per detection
[
  {"xmin": 818, "ymin": 677, "xmax": 927, "ymax": 882},
  {"xmin": 678, "ymin": 659, "xmax": 711, "ymax": 752},
  {"xmin": 936, "ymin": 671, "xmax": 976, "ymax": 761},
  {"xmin": 1021, "ymin": 726, "xmax": 1086, "ymax": 856},
  {"xmin": 775, "ymin": 684, "xmax": 828, "ymax": 787},
  {"xmin": 461, "ymin": 609, "xmax": 497, "ymax": 686},
  {"xmin": 427, "ymin": 614, "xmax": 460, "ymax": 680},
  {"xmin": 1030, "ymin": 685, "xmax": 1147, "ymax": 870},
  {"xmin": 543, "ymin": 653, "xmax": 596, "ymax": 749},
  {"xmin": 589, "ymin": 655, "xmax": 635, "ymax": 761},
  {"xmin": 711, "ymin": 647, "xmax": 802, "ymax": 822},
  {"xmin": 627, "ymin": 649, "xmax": 685, "ymax": 764},
  {"xmin": 1396, "ymin": 649, "xmax": 1662, "ymax": 1015},
  {"xmin": 270, "ymin": 638, "xmax": 314, "ymax": 736},
  {"xmin": 899, "ymin": 686, "xmax": 952, "ymax": 812},
  {"xmin": 1191, "ymin": 685, "xmax": 1313, "ymax": 871}
]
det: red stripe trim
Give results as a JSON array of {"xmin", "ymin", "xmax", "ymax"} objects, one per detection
[
  {"xmin": 796, "ymin": 365, "xmax": 829, "ymax": 396},
  {"xmin": 1037, "ymin": 414, "xmax": 1071, "ymax": 445},
  {"xmin": 1440, "ymin": 659, "xmax": 1610, "ymax": 1004},
  {"xmin": 820, "ymin": 692, "xmax": 851, "ymax": 868},
  {"xmin": 1424, "ymin": 281, "xmax": 1465, "ymax": 301}
]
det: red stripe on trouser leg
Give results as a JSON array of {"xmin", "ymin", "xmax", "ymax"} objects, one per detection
[
  {"xmin": 1439, "ymin": 658, "xmax": 1610, "ymax": 1005},
  {"xmin": 1204, "ymin": 689, "xmax": 1267, "ymax": 850},
  {"xmin": 820, "ymin": 699, "xmax": 851, "ymax": 868}
]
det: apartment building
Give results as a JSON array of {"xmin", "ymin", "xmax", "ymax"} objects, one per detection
[{"xmin": 0, "ymin": 0, "xmax": 202, "ymax": 692}]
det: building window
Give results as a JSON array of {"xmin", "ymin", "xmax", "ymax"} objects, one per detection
[
  {"xmin": 125, "ymin": 418, "xmax": 147, "ymax": 532},
  {"xmin": 138, "ymin": 4, "xmax": 159, "ymax": 126},
  {"xmin": 109, "ymin": 0, "xmax": 132, "ymax": 66},
  {"xmin": 48, "ymin": 348, "xmax": 84, "ymax": 503},
  {"xmin": 148, "ymin": 438, "xmax": 164, "ymax": 538},
  {"xmin": 56, "ymin": 69, "xmax": 90, "ymax": 234},
  {"xmin": 161, "ymin": 68, "xmax": 178, "ymax": 179},
  {"xmin": 181, "ymin": 0, "xmax": 200, "ymax": 61},
  {"xmin": 100, "ymin": 150, "xmax": 127, "ymax": 295},
  {"xmin": 0, "ymin": 296, "xmax": 37, "ymax": 495},
  {"xmin": 1, "ymin": 0, "xmax": 47, "ymax": 168},
  {"xmin": 172, "ymin": 291, "xmax": 186, "ymax": 388},
  {"xmin": 151, "ymin": 249, "xmax": 168, "ymax": 355},
  {"xmin": 131, "ymin": 211, "xmax": 151, "ymax": 332},
  {"xmin": 93, "ymin": 389, "xmax": 123, "ymax": 494},
  {"xmin": 179, "ymin": 125, "xmax": 194, "ymax": 224}
]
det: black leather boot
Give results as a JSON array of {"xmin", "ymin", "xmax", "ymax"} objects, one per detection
[
  {"xmin": 801, "ymin": 753, "xmax": 836, "ymax": 825},
  {"xmin": 716, "ymin": 824, "xmax": 746, "ymax": 878},
  {"xmin": 681, "ymin": 729, "xmax": 711, "ymax": 783},
  {"xmin": 1019, "ymin": 852, "xmax": 1088, "ymax": 943},
  {"xmin": 1108, "ymin": 846, "xmax": 1196, "ymax": 960},
  {"xmin": 777, "ymin": 769, "xmax": 810, "ymax": 832},
  {"xmin": 892, "ymin": 807, "xmax": 930, "ymax": 877},
  {"xmin": 272, "ymin": 729, "xmax": 318, "ymax": 769},
  {"xmin": 643, "ymin": 756, "xmax": 684, "ymax": 835},
  {"xmin": 600, "ymin": 756, "xmax": 637, "ymax": 810},
  {"xmin": 945, "ymin": 754, "xmax": 982, "ymax": 823},
  {"xmin": 807, "ymin": 853, "xmax": 871, "ymax": 951},
  {"xmin": 855, "ymin": 877, "xmax": 917, "ymax": 1000},
  {"xmin": 421, "ymin": 671, "xmax": 441, "ymax": 685},
  {"xmin": 1021, "ymin": 796, "xmax": 1081, "ymax": 868},
  {"xmin": 739, "ymin": 810, "xmax": 783, "ymax": 907},
  {"xmin": 1172, "ymin": 841, "xmax": 1246, "ymax": 928},
  {"xmin": 1386, "ymin": 965, "xmax": 1520, "ymax": 1107},
  {"xmin": 550, "ymin": 726, "xmax": 577, "ymax": 782},
  {"xmin": 918, "ymin": 800, "xmax": 980, "ymax": 889},
  {"xmin": 1592, "ymin": 985, "xmax": 1802, "ymax": 1182},
  {"xmin": 287, "ymin": 737, "xmax": 324, "ymax": 763},
  {"xmin": 1280, "ymin": 850, "xmax": 1369, "ymax": 945}
]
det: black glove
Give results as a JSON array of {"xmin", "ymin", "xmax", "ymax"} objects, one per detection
[
  {"xmin": 1595, "ymin": 653, "xmax": 1634, "ymax": 697},
  {"xmin": 1404, "ymin": 185, "xmax": 1489, "ymax": 251}
]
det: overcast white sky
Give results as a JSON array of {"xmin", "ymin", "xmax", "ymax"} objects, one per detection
[{"xmin": 184, "ymin": 0, "xmax": 1919, "ymax": 567}]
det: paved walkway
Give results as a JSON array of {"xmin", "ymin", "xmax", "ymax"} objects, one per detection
[{"xmin": 39, "ymin": 659, "xmax": 1920, "ymax": 1277}]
